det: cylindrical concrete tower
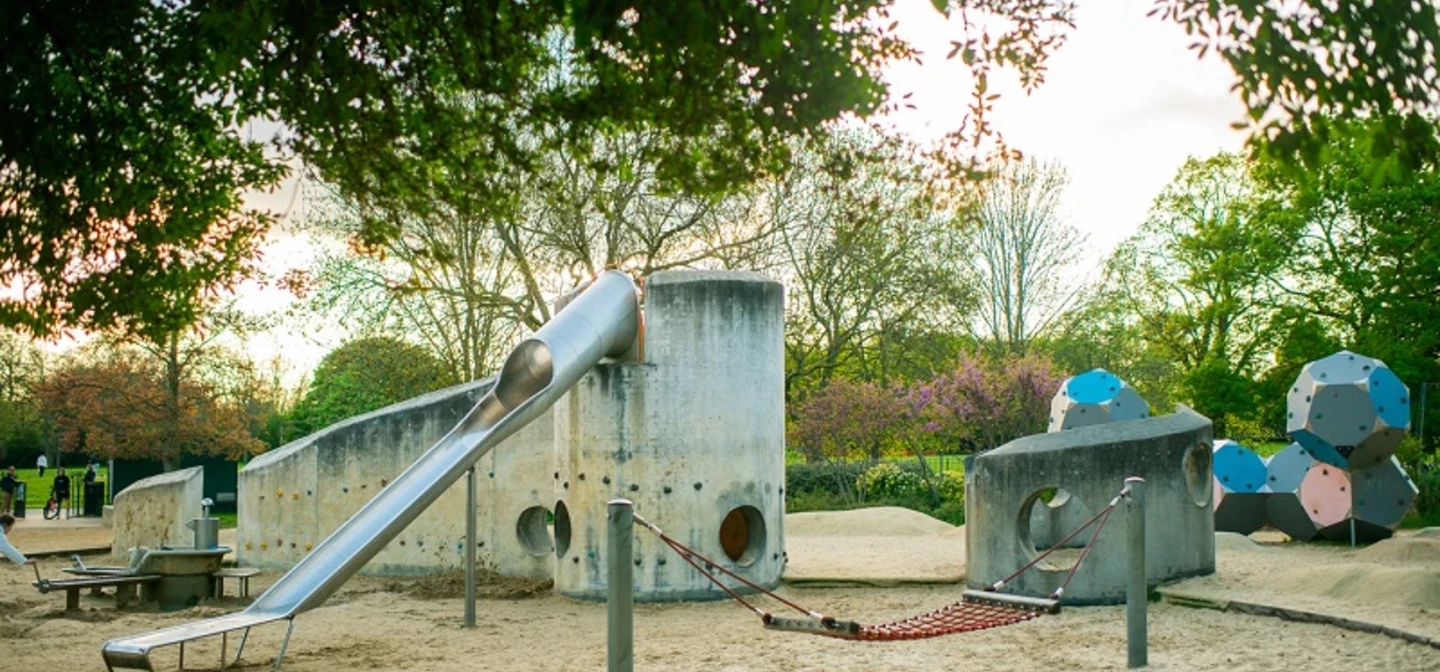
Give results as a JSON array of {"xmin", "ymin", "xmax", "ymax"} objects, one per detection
[{"xmin": 552, "ymin": 270, "xmax": 785, "ymax": 601}]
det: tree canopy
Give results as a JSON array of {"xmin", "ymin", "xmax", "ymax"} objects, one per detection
[
  {"xmin": 288, "ymin": 336, "xmax": 454, "ymax": 438},
  {"xmin": 4, "ymin": 1, "xmax": 1437, "ymax": 338}
]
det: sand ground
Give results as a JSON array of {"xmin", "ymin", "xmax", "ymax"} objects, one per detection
[{"xmin": 2, "ymin": 510, "xmax": 1438, "ymax": 671}]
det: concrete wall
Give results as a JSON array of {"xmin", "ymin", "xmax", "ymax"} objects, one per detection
[
  {"xmin": 111, "ymin": 466, "xmax": 203, "ymax": 559},
  {"xmin": 966, "ymin": 408, "xmax": 1215, "ymax": 604},
  {"xmin": 237, "ymin": 379, "xmax": 555, "ymax": 577},
  {"xmin": 552, "ymin": 271, "xmax": 787, "ymax": 601}
]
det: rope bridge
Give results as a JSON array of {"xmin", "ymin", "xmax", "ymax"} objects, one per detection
[{"xmin": 632, "ymin": 486, "xmax": 1128, "ymax": 642}]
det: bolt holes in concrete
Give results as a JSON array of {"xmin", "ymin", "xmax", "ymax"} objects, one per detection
[
  {"xmin": 1184, "ymin": 441, "xmax": 1213, "ymax": 507},
  {"xmin": 719, "ymin": 505, "xmax": 766, "ymax": 566},
  {"xmin": 516, "ymin": 505, "xmax": 555, "ymax": 557},
  {"xmin": 553, "ymin": 500, "xmax": 572, "ymax": 559}
]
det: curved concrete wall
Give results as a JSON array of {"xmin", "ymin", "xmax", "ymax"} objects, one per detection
[
  {"xmin": 237, "ymin": 379, "xmax": 555, "ymax": 577},
  {"xmin": 553, "ymin": 271, "xmax": 787, "ymax": 601},
  {"xmin": 112, "ymin": 466, "xmax": 203, "ymax": 559},
  {"xmin": 966, "ymin": 408, "xmax": 1216, "ymax": 604}
]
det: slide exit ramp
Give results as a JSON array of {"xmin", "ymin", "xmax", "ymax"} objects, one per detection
[{"xmin": 101, "ymin": 271, "xmax": 640, "ymax": 671}]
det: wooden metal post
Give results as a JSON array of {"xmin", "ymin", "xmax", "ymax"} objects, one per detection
[
  {"xmin": 465, "ymin": 466, "xmax": 478, "ymax": 628},
  {"xmin": 1125, "ymin": 477, "xmax": 1147, "ymax": 668},
  {"xmin": 608, "ymin": 499, "xmax": 634, "ymax": 672}
]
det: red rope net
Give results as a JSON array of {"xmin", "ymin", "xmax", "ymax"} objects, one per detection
[{"xmin": 843, "ymin": 601, "xmax": 1043, "ymax": 641}]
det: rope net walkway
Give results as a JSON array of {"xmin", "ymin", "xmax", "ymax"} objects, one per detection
[{"xmin": 632, "ymin": 484, "xmax": 1130, "ymax": 642}]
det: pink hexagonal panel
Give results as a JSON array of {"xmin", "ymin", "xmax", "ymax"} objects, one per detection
[{"xmin": 1299, "ymin": 465, "xmax": 1352, "ymax": 527}]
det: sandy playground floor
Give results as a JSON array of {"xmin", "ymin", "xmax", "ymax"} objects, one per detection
[{"xmin": 2, "ymin": 509, "xmax": 1438, "ymax": 671}]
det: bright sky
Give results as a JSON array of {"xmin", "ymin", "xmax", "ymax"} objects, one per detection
[{"xmin": 236, "ymin": 0, "xmax": 1251, "ymax": 382}]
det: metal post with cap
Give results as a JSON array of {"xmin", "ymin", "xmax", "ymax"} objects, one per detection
[
  {"xmin": 1125, "ymin": 476, "xmax": 1147, "ymax": 668},
  {"xmin": 608, "ymin": 499, "xmax": 635, "ymax": 672}
]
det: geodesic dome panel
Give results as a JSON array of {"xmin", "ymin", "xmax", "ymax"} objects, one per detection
[
  {"xmin": 1299, "ymin": 464, "xmax": 1352, "ymax": 528},
  {"xmin": 1265, "ymin": 442, "xmax": 1314, "ymax": 493},
  {"xmin": 1266, "ymin": 490, "xmax": 1319, "ymax": 541},
  {"xmin": 1047, "ymin": 369, "xmax": 1150, "ymax": 432},
  {"xmin": 1214, "ymin": 491, "xmax": 1267, "ymax": 535},
  {"xmin": 1349, "ymin": 456, "xmax": 1419, "ymax": 532},
  {"xmin": 1212, "ymin": 439, "xmax": 1266, "ymax": 493},
  {"xmin": 1286, "ymin": 350, "xmax": 1411, "ymax": 469}
]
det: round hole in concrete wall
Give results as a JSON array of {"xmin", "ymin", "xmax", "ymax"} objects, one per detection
[
  {"xmin": 1184, "ymin": 441, "xmax": 1213, "ymax": 507},
  {"xmin": 1017, "ymin": 488, "xmax": 1083, "ymax": 572},
  {"xmin": 553, "ymin": 500, "xmax": 572, "ymax": 559},
  {"xmin": 1038, "ymin": 488, "xmax": 1072, "ymax": 508},
  {"xmin": 719, "ymin": 505, "xmax": 766, "ymax": 566},
  {"xmin": 516, "ymin": 505, "xmax": 555, "ymax": 557}
]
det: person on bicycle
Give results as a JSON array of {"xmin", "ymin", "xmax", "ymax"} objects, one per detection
[{"xmin": 51, "ymin": 470, "xmax": 71, "ymax": 519}]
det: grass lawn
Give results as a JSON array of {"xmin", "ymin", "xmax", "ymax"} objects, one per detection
[{"xmin": 3, "ymin": 465, "xmax": 111, "ymax": 512}]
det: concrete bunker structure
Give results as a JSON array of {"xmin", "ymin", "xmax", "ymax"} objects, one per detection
[
  {"xmin": 234, "ymin": 270, "xmax": 786, "ymax": 602},
  {"xmin": 238, "ymin": 380, "xmax": 555, "ymax": 577},
  {"xmin": 553, "ymin": 271, "xmax": 786, "ymax": 601},
  {"xmin": 967, "ymin": 408, "xmax": 1215, "ymax": 604}
]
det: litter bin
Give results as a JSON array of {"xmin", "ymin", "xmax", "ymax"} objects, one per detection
[
  {"xmin": 13, "ymin": 481, "xmax": 25, "ymax": 518},
  {"xmin": 84, "ymin": 482, "xmax": 105, "ymax": 517}
]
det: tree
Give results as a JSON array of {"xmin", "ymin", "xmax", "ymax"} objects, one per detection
[
  {"xmin": 35, "ymin": 347, "xmax": 263, "ymax": 469},
  {"xmin": 904, "ymin": 351, "xmax": 1061, "ymax": 454},
  {"xmin": 966, "ymin": 158, "xmax": 1086, "ymax": 355},
  {"xmin": 776, "ymin": 130, "xmax": 971, "ymax": 394},
  {"xmin": 1105, "ymin": 153, "xmax": 1295, "ymax": 435},
  {"xmin": 1253, "ymin": 117, "xmax": 1440, "ymax": 385},
  {"xmin": 7, "ymin": 1, "xmax": 1433, "ymax": 336},
  {"xmin": 0, "ymin": 330, "xmax": 48, "ymax": 463},
  {"xmin": 288, "ymin": 337, "xmax": 454, "ymax": 439},
  {"xmin": 1156, "ymin": 0, "xmax": 1440, "ymax": 168}
]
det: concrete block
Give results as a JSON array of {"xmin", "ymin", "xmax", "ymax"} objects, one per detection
[
  {"xmin": 1286, "ymin": 350, "xmax": 1410, "ymax": 469},
  {"xmin": 966, "ymin": 407, "xmax": 1215, "ymax": 605},
  {"xmin": 552, "ymin": 271, "xmax": 786, "ymax": 601},
  {"xmin": 1047, "ymin": 369, "xmax": 1150, "ymax": 432},
  {"xmin": 111, "ymin": 467, "xmax": 204, "ymax": 560}
]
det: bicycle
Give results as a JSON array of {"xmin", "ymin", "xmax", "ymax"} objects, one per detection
[{"xmin": 43, "ymin": 488, "xmax": 60, "ymax": 520}]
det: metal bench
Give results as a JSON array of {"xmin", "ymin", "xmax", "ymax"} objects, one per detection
[
  {"xmin": 212, "ymin": 567, "xmax": 262, "ymax": 599},
  {"xmin": 34, "ymin": 573, "xmax": 162, "ymax": 611}
]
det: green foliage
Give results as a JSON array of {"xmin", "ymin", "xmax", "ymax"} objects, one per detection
[
  {"xmin": 857, "ymin": 462, "xmax": 923, "ymax": 501},
  {"xmin": 1155, "ymin": 1, "xmax": 1440, "ymax": 168},
  {"xmin": 1401, "ymin": 451, "xmax": 1440, "ymax": 528},
  {"xmin": 784, "ymin": 461, "xmax": 869, "ymax": 501},
  {"xmin": 288, "ymin": 337, "xmax": 455, "ymax": 440}
]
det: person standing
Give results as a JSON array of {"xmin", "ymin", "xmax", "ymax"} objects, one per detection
[
  {"xmin": 0, "ymin": 513, "xmax": 34, "ymax": 565},
  {"xmin": 0, "ymin": 467, "xmax": 17, "ymax": 515},
  {"xmin": 52, "ymin": 470, "xmax": 71, "ymax": 520},
  {"xmin": 84, "ymin": 462, "xmax": 97, "ymax": 485},
  {"xmin": 36, "ymin": 453, "xmax": 47, "ymax": 478}
]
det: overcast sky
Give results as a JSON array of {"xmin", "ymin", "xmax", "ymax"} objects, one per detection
[{"xmin": 236, "ymin": 0, "xmax": 1252, "ymax": 377}]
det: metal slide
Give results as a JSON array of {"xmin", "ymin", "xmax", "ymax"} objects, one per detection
[{"xmin": 101, "ymin": 271, "xmax": 640, "ymax": 671}]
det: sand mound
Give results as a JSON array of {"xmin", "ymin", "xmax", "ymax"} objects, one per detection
[
  {"xmin": 783, "ymin": 508, "xmax": 964, "ymax": 585},
  {"xmin": 1412, "ymin": 527, "xmax": 1440, "ymax": 539},
  {"xmin": 1354, "ymin": 536, "xmax": 1440, "ymax": 565},
  {"xmin": 785, "ymin": 507, "xmax": 959, "ymax": 538},
  {"xmin": 1214, "ymin": 532, "xmax": 1262, "ymax": 552},
  {"xmin": 1267, "ymin": 564, "xmax": 1440, "ymax": 609}
]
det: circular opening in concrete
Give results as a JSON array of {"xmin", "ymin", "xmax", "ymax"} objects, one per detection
[
  {"xmin": 719, "ymin": 505, "xmax": 766, "ymax": 566},
  {"xmin": 1184, "ymin": 442, "xmax": 1212, "ymax": 507},
  {"xmin": 1039, "ymin": 488, "xmax": 1072, "ymax": 508},
  {"xmin": 516, "ymin": 505, "xmax": 555, "ymax": 557},
  {"xmin": 1017, "ymin": 487, "xmax": 1083, "ymax": 572},
  {"xmin": 553, "ymin": 500, "xmax": 572, "ymax": 559}
]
